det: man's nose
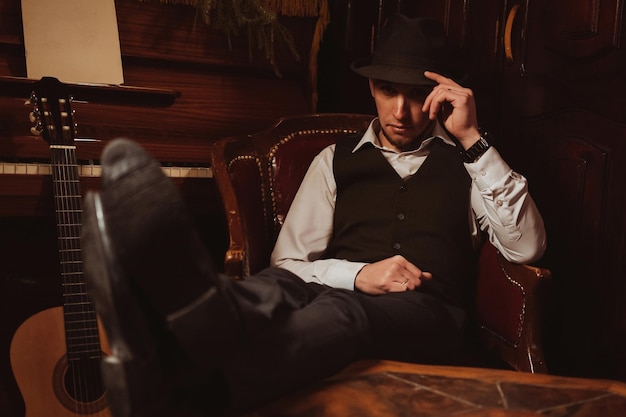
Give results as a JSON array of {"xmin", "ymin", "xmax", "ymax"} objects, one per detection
[{"xmin": 393, "ymin": 95, "xmax": 408, "ymax": 118}]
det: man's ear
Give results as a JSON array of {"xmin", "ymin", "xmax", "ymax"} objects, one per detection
[{"xmin": 368, "ymin": 78, "xmax": 376, "ymax": 97}]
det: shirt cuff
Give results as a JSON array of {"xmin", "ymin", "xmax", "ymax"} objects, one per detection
[
  {"xmin": 321, "ymin": 260, "xmax": 368, "ymax": 290},
  {"xmin": 464, "ymin": 147, "xmax": 511, "ymax": 191}
]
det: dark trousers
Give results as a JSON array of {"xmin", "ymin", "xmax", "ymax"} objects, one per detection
[{"xmin": 219, "ymin": 267, "xmax": 467, "ymax": 409}]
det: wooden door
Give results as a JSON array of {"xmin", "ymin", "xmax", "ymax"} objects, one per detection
[{"xmin": 498, "ymin": 0, "xmax": 626, "ymax": 381}]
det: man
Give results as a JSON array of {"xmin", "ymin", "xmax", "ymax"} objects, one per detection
[{"xmin": 82, "ymin": 14, "xmax": 546, "ymax": 417}]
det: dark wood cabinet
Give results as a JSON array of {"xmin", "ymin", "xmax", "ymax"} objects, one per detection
[{"xmin": 497, "ymin": 0, "xmax": 626, "ymax": 381}]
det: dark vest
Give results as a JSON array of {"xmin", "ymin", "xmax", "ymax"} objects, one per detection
[{"xmin": 325, "ymin": 136, "xmax": 476, "ymax": 306}]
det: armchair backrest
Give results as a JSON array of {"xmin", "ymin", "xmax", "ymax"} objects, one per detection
[{"xmin": 211, "ymin": 113, "xmax": 373, "ymax": 279}]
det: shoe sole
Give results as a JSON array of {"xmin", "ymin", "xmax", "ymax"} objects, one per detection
[
  {"xmin": 96, "ymin": 139, "xmax": 240, "ymax": 371},
  {"xmin": 83, "ymin": 192, "xmax": 170, "ymax": 417}
]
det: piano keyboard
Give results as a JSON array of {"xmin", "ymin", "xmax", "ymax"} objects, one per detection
[{"xmin": 0, "ymin": 162, "xmax": 213, "ymax": 178}]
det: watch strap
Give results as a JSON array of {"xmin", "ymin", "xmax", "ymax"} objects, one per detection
[{"xmin": 461, "ymin": 131, "xmax": 491, "ymax": 163}]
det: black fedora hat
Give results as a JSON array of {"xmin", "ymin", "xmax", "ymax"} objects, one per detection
[{"xmin": 351, "ymin": 14, "xmax": 463, "ymax": 85}]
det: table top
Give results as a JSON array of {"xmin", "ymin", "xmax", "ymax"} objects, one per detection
[{"xmin": 246, "ymin": 360, "xmax": 626, "ymax": 416}]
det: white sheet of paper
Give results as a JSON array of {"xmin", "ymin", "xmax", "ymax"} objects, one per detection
[{"xmin": 21, "ymin": 0, "xmax": 124, "ymax": 85}]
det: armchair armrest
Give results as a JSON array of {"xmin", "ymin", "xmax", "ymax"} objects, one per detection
[
  {"xmin": 476, "ymin": 242, "xmax": 551, "ymax": 373},
  {"xmin": 211, "ymin": 136, "xmax": 272, "ymax": 280}
]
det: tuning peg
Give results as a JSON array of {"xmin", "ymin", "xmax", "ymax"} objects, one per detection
[
  {"xmin": 29, "ymin": 108, "xmax": 40, "ymax": 123},
  {"xmin": 30, "ymin": 123, "xmax": 43, "ymax": 136},
  {"xmin": 71, "ymin": 108, "xmax": 78, "ymax": 136},
  {"xmin": 26, "ymin": 91, "xmax": 37, "ymax": 106}
]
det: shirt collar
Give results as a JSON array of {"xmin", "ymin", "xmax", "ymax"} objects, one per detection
[{"xmin": 353, "ymin": 118, "xmax": 456, "ymax": 154}]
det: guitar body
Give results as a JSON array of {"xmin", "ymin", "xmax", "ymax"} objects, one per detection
[{"xmin": 10, "ymin": 307, "xmax": 111, "ymax": 417}]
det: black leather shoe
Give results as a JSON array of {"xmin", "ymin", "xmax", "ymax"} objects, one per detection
[{"xmin": 82, "ymin": 139, "xmax": 239, "ymax": 416}]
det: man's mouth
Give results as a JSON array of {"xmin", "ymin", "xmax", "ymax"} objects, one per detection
[{"xmin": 389, "ymin": 124, "xmax": 412, "ymax": 134}]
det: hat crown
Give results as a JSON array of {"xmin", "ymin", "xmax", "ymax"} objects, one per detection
[
  {"xmin": 371, "ymin": 15, "xmax": 448, "ymax": 67},
  {"xmin": 350, "ymin": 14, "xmax": 461, "ymax": 85}
]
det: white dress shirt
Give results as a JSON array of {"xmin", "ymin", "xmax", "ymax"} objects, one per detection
[{"xmin": 270, "ymin": 119, "xmax": 547, "ymax": 290}]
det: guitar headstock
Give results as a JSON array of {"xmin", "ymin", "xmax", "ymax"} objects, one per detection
[{"xmin": 28, "ymin": 77, "xmax": 77, "ymax": 146}]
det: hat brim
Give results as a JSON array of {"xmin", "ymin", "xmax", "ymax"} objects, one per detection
[{"xmin": 350, "ymin": 57, "xmax": 466, "ymax": 86}]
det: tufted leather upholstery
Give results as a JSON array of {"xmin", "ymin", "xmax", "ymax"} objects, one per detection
[{"xmin": 210, "ymin": 113, "xmax": 551, "ymax": 373}]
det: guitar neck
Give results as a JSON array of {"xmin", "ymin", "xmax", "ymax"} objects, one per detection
[
  {"xmin": 38, "ymin": 88, "xmax": 103, "ymax": 362},
  {"xmin": 51, "ymin": 144, "xmax": 101, "ymax": 361}
]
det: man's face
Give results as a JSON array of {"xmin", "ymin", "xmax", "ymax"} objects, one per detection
[{"xmin": 369, "ymin": 79, "xmax": 434, "ymax": 152}]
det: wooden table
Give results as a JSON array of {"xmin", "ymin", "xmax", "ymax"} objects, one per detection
[{"xmin": 245, "ymin": 360, "xmax": 626, "ymax": 416}]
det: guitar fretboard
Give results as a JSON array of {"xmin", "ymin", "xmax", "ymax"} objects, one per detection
[{"xmin": 48, "ymin": 144, "xmax": 98, "ymax": 361}]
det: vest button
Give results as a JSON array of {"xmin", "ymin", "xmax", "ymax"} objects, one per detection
[
  {"xmin": 396, "ymin": 213, "xmax": 405, "ymax": 220},
  {"xmin": 392, "ymin": 243, "xmax": 402, "ymax": 250},
  {"xmin": 399, "ymin": 184, "xmax": 407, "ymax": 192}
]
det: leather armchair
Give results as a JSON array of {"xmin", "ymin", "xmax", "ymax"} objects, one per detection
[{"xmin": 210, "ymin": 113, "xmax": 551, "ymax": 373}]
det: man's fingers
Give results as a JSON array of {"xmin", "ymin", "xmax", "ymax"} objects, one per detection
[
  {"xmin": 400, "ymin": 258, "xmax": 430, "ymax": 279},
  {"xmin": 389, "ymin": 278, "xmax": 412, "ymax": 293},
  {"xmin": 424, "ymin": 86, "xmax": 456, "ymax": 120},
  {"xmin": 396, "ymin": 257, "xmax": 433, "ymax": 288},
  {"xmin": 424, "ymin": 70, "xmax": 451, "ymax": 84}
]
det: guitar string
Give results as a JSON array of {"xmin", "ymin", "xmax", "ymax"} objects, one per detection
[
  {"xmin": 67, "ymin": 144, "xmax": 95, "ymax": 414},
  {"xmin": 68, "ymin": 128, "xmax": 108, "ymax": 417},
  {"xmin": 52, "ymin": 105, "xmax": 104, "ymax": 414},
  {"xmin": 53, "ymin": 109, "xmax": 73, "ymax": 413},
  {"xmin": 53, "ymin": 144, "xmax": 74, "ymax": 413},
  {"xmin": 67, "ymin": 107, "xmax": 107, "ymax": 417},
  {"xmin": 55, "ymin": 143, "xmax": 81, "ymax": 414},
  {"xmin": 68, "ymin": 140, "xmax": 100, "ymax": 413},
  {"xmin": 63, "ymin": 144, "xmax": 83, "ymax": 414}
]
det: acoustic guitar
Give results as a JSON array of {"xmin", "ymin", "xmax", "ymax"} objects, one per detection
[{"xmin": 9, "ymin": 77, "xmax": 111, "ymax": 417}]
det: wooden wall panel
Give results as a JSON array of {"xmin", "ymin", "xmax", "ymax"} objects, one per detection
[
  {"xmin": 515, "ymin": 110, "xmax": 626, "ymax": 381},
  {"xmin": 532, "ymin": 0, "xmax": 622, "ymax": 60},
  {"xmin": 499, "ymin": 0, "xmax": 626, "ymax": 381}
]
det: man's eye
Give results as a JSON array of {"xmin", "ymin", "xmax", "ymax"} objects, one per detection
[{"xmin": 380, "ymin": 85, "xmax": 395, "ymax": 95}]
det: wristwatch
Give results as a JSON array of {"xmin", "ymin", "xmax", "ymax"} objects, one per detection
[{"xmin": 461, "ymin": 130, "xmax": 491, "ymax": 163}]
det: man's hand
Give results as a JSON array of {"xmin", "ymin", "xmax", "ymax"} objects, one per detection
[
  {"xmin": 422, "ymin": 71, "xmax": 480, "ymax": 150},
  {"xmin": 355, "ymin": 255, "xmax": 432, "ymax": 295}
]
